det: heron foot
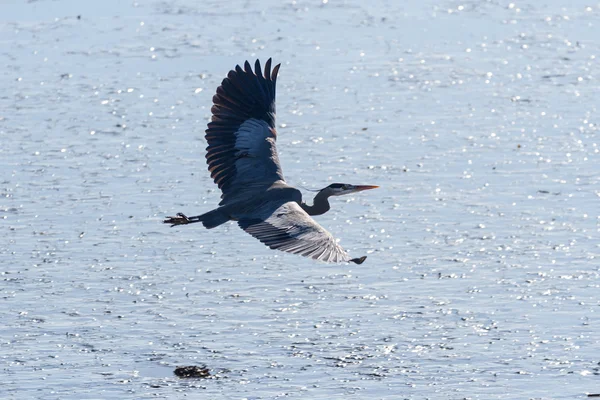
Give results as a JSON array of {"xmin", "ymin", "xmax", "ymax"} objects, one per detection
[{"xmin": 164, "ymin": 212, "xmax": 191, "ymax": 227}]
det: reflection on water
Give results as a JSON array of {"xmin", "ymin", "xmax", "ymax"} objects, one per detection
[{"xmin": 1, "ymin": 0, "xmax": 598, "ymax": 398}]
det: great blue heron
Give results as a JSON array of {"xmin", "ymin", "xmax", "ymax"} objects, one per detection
[{"xmin": 164, "ymin": 59, "xmax": 378, "ymax": 264}]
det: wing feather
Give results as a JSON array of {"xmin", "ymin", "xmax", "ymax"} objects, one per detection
[
  {"xmin": 206, "ymin": 59, "xmax": 283, "ymax": 205},
  {"xmin": 238, "ymin": 202, "xmax": 353, "ymax": 263}
]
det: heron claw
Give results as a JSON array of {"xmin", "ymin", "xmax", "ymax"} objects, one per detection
[{"xmin": 163, "ymin": 213, "xmax": 191, "ymax": 227}]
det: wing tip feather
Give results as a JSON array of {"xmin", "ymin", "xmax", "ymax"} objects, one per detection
[
  {"xmin": 349, "ymin": 256, "xmax": 367, "ymax": 265},
  {"xmin": 271, "ymin": 63, "xmax": 281, "ymax": 81}
]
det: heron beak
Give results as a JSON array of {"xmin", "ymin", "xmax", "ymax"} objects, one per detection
[{"xmin": 353, "ymin": 185, "xmax": 379, "ymax": 192}]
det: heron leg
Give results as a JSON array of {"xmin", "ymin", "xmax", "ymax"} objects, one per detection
[{"xmin": 163, "ymin": 213, "xmax": 203, "ymax": 227}]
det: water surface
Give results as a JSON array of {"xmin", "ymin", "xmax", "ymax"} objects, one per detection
[{"xmin": 1, "ymin": 0, "xmax": 599, "ymax": 399}]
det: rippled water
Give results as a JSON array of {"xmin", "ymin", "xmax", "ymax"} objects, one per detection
[{"xmin": 1, "ymin": 0, "xmax": 599, "ymax": 399}]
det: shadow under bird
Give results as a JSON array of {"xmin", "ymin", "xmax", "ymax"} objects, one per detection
[{"xmin": 164, "ymin": 59, "xmax": 378, "ymax": 264}]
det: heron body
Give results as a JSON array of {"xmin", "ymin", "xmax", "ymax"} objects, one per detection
[{"xmin": 164, "ymin": 59, "xmax": 378, "ymax": 264}]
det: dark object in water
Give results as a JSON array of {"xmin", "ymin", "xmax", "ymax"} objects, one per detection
[{"xmin": 174, "ymin": 365, "xmax": 210, "ymax": 378}]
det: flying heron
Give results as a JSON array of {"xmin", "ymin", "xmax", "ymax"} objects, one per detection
[{"xmin": 164, "ymin": 59, "xmax": 378, "ymax": 264}]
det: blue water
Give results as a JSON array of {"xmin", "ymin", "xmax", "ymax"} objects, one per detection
[{"xmin": 1, "ymin": 0, "xmax": 599, "ymax": 399}]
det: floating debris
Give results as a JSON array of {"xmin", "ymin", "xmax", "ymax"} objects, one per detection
[{"xmin": 173, "ymin": 365, "xmax": 210, "ymax": 378}]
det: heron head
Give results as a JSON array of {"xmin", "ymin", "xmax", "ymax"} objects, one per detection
[{"xmin": 323, "ymin": 183, "xmax": 379, "ymax": 196}]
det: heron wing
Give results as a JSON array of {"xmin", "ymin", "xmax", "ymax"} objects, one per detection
[
  {"xmin": 206, "ymin": 59, "xmax": 284, "ymax": 205},
  {"xmin": 238, "ymin": 201, "xmax": 353, "ymax": 263}
]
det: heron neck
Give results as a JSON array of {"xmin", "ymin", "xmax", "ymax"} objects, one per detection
[{"xmin": 301, "ymin": 191, "xmax": 331, "ymax": 216}]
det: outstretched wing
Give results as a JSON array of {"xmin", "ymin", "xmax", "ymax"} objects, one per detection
[
  {"xmin": 206, "ymin": 59, "xmax": 284, "ymax": 205},
  {"xmin": 238, "ymin": 201, "xmax": 360, "ymax": 263}
]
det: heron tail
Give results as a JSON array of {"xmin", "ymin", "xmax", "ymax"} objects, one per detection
[{"xmin": 199, "ymin": 208, "xmax": 230, "ymax": 229}]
